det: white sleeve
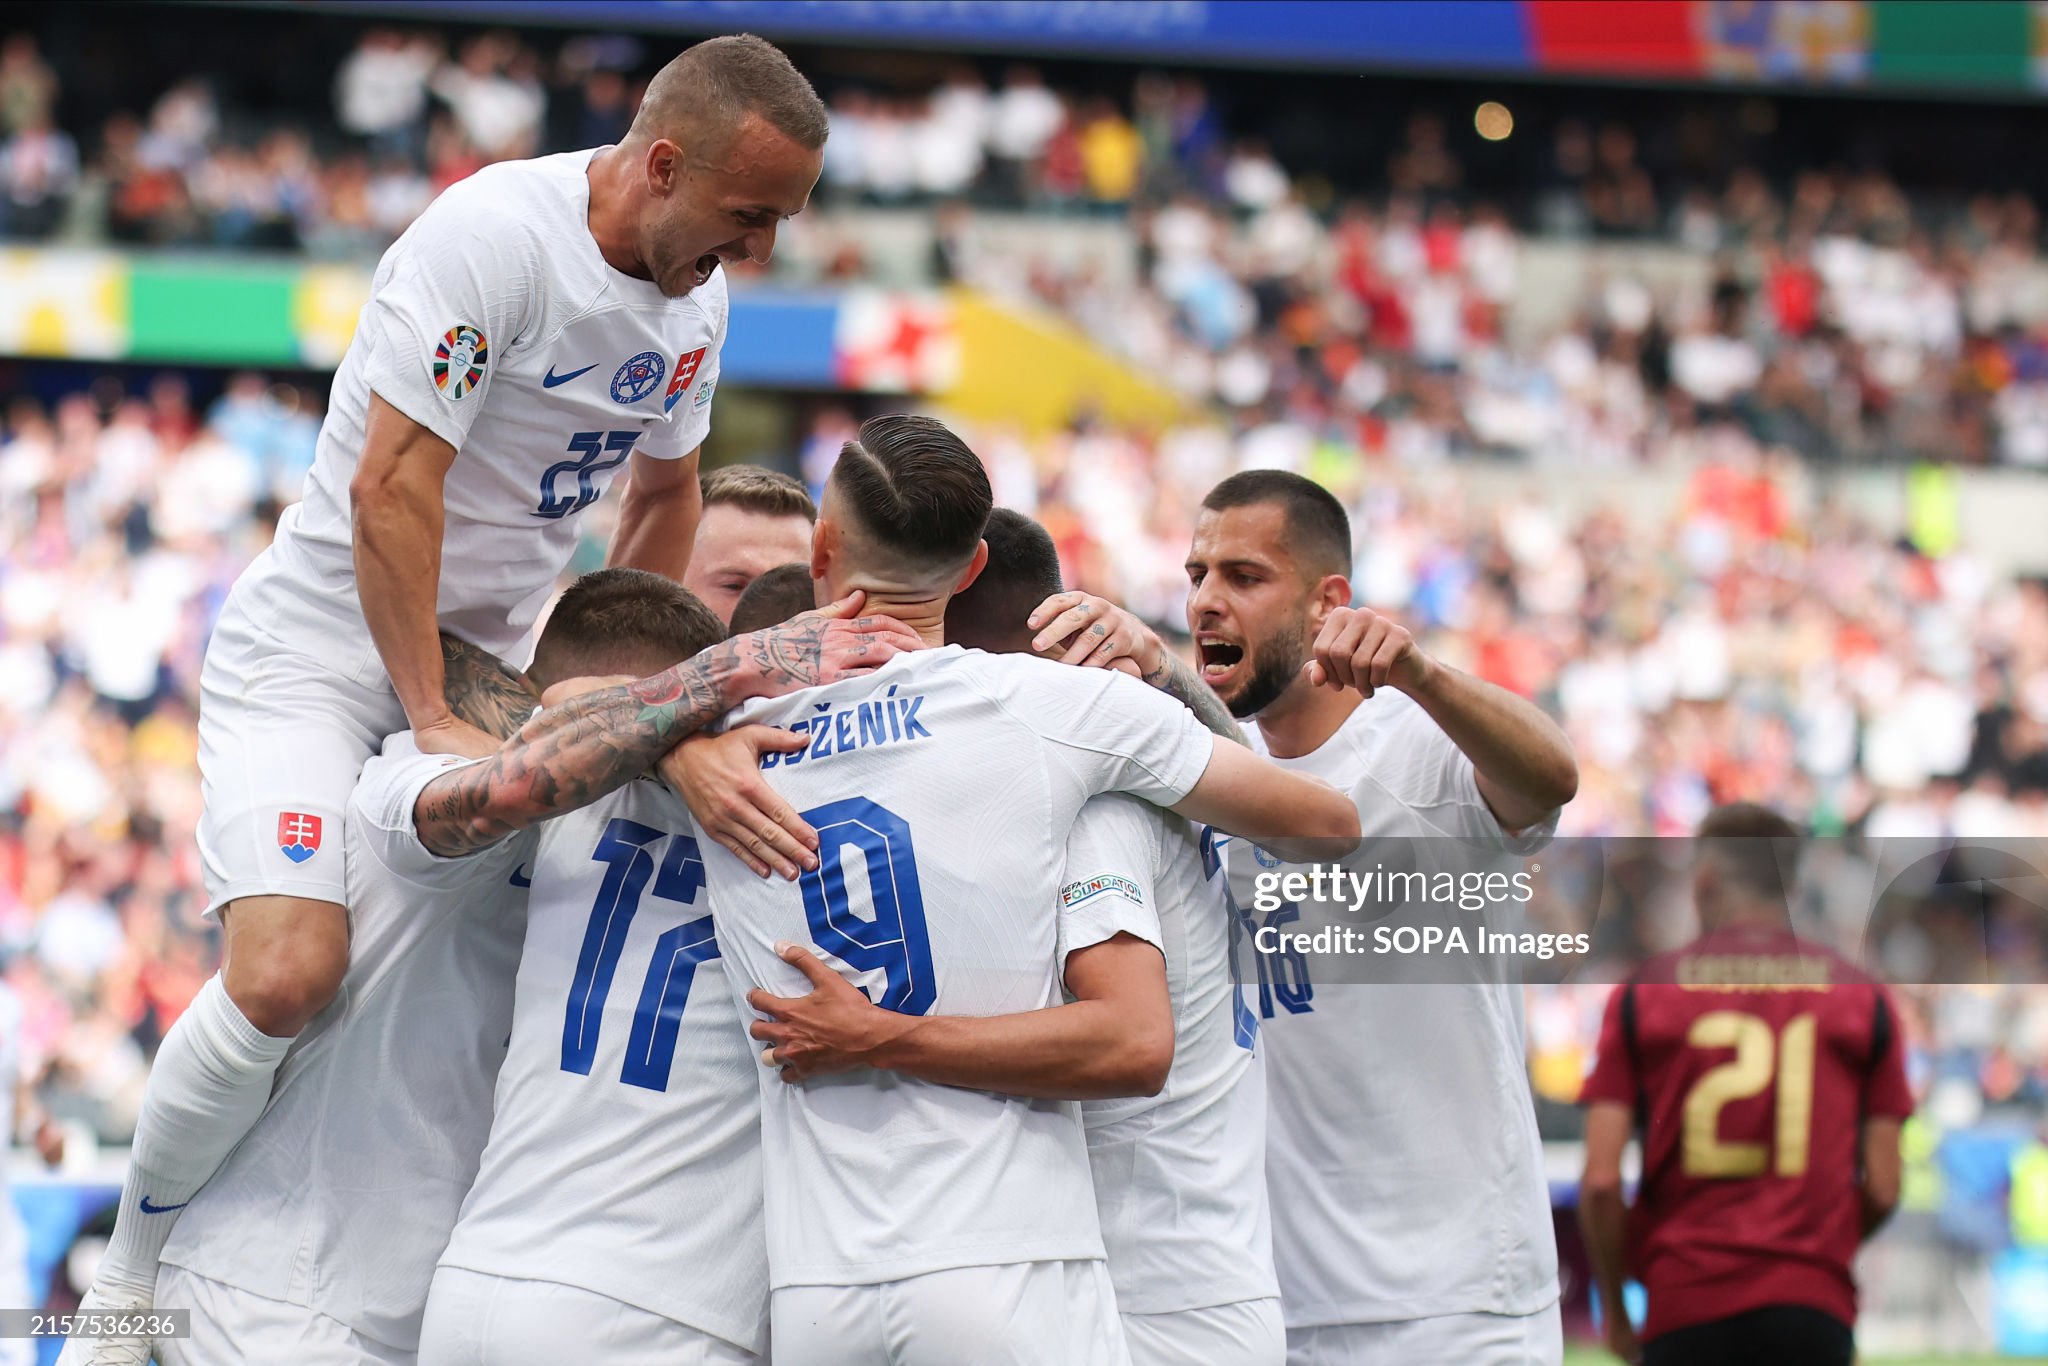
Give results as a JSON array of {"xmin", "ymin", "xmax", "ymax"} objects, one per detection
[
  {"xmin": 1055, "ymin": 795, "xmax": 1165, "ymax": 982},
  {"xmin": 639, "ymin": 278, "xmax": 727, "ymax": 461},
  {"xmin": 356, "ymin": 184, "xmax": 540, "ymax": 451},
  {"xmin": 988, "ymin": 658, "xmax": 1215, "ymax": 807},
  {"xmin": 1371, "ymin": 695, "xmax": 1559, "ymax": 854},
  {"xmin": 346, "ymin": 751, "xmax": 531, "ymax": 890}
]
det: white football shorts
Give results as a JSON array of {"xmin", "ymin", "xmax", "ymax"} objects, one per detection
[
  {"xmin": 1284, "ymin": 1301, "xmax": 1563, "ymax": 1366},
  {"xmin": 771, "ymin": 1260, "xmax": 1130, "ymax": 1366},
  {"xmin": 417, "ymin": 1266, "xmax": 764, "ymax": 1366},
  {"xmin": 195, "ymin": 592, "xmax": 404, "ymax": 915},
  {"xmin": 156, "ymin": 1263, "xmax": 412, "ymax": 1366},
  {"xmin": 1124, "ymin": 1297, "xmax": 1283, "ymax": 1366}
]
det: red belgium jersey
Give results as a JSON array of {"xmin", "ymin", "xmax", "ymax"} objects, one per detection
[{"xmin": 1579, "ymin": 926, "xmax": 1914, "ymax": 1342}]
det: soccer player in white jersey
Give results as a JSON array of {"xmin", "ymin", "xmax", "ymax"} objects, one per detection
[
  {"xmin": 419, "ymin": 590, "xmax": 789, "ymax": 1366},
  {"xmin": 684, "ymin": 464, "xmax": 817, "ymax": 626},
  {"xmin": 743, "ymin": 509, "xmax": 1284, "ymax": 1365},
  {"xmin": 150, "ymin": 572, "xmax": 908, "ymax": 1366},
  {"xmin": 1181, "ymin": 470, "xmax": 1578, "ymax": 1366},
  {"xmin": 693, "ymin": 417, "xmax": 1357, "ymax": 1366},
  {"xmin": 67, "ymin": 35, "xmax": 830, "ymax": 1361}
]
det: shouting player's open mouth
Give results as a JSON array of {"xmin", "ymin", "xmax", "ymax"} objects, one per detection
[
  {"xmin": 691, "ymin": 254, "xmax": 722, "ymax": 288},
  {"xmin": 1197, "ymin": 633, "xmax": 1245, "ymax": 688}
]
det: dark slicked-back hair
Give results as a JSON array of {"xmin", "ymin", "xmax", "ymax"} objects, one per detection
[
  {"xmin": 633, "ymin": 34, "xmax": 828, "ymax": 153},
  {"xmin": 728, "ymin": 562, "xmax": 817, "ymax": 635},
  {"xmin": 949, "ymin": 508, "xmax": 1062, "ymax": 652},
  {"xmin": 702, "ymin": 463, "xmax": 817, "ymax": 521},
  {"xmin": 529, "ymin": 569, "xmax": 725, "ymax": 688},
  {"xmin": 1201, "ymin": 470, "xmax": 1352, "ymax": 579},
  {"xmin": 829, "ymin": 414, "xmax": 992, "ymax": 573},
  {"xmin": 1695, "ymin": 803, "xmax": 1804, "ymax": 906}
]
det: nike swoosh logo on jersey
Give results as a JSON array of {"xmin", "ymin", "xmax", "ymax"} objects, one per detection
[
  {"xmin": 541, "ymin": 363, "xmax": 599, "ymax": 388},
  {"xmin": 138, "ymin": 1196, "xmax": 189, "ymax": 1214},
  {"xmin": 510, "ymin": 863, "xmax": 533, "ymax": 888}
]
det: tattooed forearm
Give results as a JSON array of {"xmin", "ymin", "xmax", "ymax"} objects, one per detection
[
  {"xmin": 408, "ymin": 607, "xmax": 918, "ymax": 859},
  {"xmin": 1148, "ymin": 649, "xmax": 1246, "ymax": 746},
  {"xmin": 438, "ymin": 632, "xmax": 540, "ymax": 742},
  {"xmin": 414, "ymin": 642, "xmax": 744, "ymax": 857}
]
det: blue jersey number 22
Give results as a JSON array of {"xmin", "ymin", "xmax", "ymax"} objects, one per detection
[{"xmin": 559, "ymin": 817, "xmax": 717, "ymax": 1091}]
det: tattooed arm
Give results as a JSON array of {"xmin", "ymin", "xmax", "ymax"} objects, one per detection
[
  {"xmin": 412, "ymin": 599, "xmax": 923, "ymax": 858},
  {"xmin": 1141, "ymin": 649, "xmax": 1244, "ymax": 746},
  {"xmin": 1027, "ymin": 590, "xmax": 1244, "ymax": 745},
  {"xmin": 438, "ymin": 632, "xmax": 540, "ymax": 743}
]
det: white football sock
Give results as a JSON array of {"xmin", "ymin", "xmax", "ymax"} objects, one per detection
[{"xmin": 91, "ymin": 974, "xmax": 293, "ymax": 1301}]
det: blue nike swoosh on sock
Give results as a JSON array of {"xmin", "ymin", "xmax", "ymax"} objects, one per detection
[{"xmin": 138, "ymin": 1196, "xmax": 190, "ymax": 1214}]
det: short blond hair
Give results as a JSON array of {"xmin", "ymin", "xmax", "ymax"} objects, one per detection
[{"xmin": 701, "ymin": 463, "xmax": 816, "ymax": 521}]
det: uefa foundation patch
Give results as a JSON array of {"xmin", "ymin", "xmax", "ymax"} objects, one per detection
[
  {"xmin": 1060, "ymin": 873, "xmax": 1143, "ymax": 911},
  {"xmin": 433, "ymin": 323, "xmax": 489, "ymax": 398}
]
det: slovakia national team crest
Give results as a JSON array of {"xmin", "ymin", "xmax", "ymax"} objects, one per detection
[
  {"xmin": 611, "ymin": 350, "xmax": 667, "ymax": 404},
  {"xmin": 277, "ymin": 812, "xmax": 323, "ymax": 864},
  {"xmin": 663, "ymin": 347, "xmax": 709, "ymax": 412}
]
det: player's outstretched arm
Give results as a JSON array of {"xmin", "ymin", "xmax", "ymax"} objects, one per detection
[
  {"xmin": 608, "ymin": 447, "xmax": 703, "ymax": 580},
  {"xmin": 438, "ymin": 631, "xmax": 541, "ymax": 742},
  {"xmin": 1167, "ymin": 737, "xmax": 1361, "ymax": 861},
  {"xmin": 411, "ymin": 599, "xmax": 921, "ymax": 858},
  {"xmin": 1579, "ymin": 1099, "xmax": 1641, "ymax": 1364},
  {"xmin": 1029, "ymin": 590, "xmax": 1244, "ymax": 744},
  {"xmin": 748, "ymin": 939, "xmax": 1174, "ymax": 1099}
]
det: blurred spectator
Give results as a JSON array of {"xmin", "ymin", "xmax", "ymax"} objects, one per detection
[
  {"xmin": 334, "ymin": 28, "xmax": 438, "ymax": 154},
  {"xmin": 1387, "ymin": 112, "xmax": 1462, "ymax": 199},
  {"xmin": 1223, "ymin": 138, "xmax": 1288, "ymax": 214},
  {"xmin": 0, "ymin": 111, "xmax": 77, "ymax": 239},
  {"xmin": 431, "ymin": 31, "xmax": 544, "ymax": 161},
  {"xmin": 987, "ymin": 65, "xmax": 1062, "ymax": 203},
  {"xmin": 1078, "ymin": 98, "xmax": 1142, "ymax": 207},
  {"xmin": 0, "ymin": 34, "xmax": 55, "ymax": 137}
]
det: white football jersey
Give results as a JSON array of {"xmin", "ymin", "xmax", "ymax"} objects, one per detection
[
  {"xmin": 1234, "ymin": 692, "xmax": 1560, "ymax": 1328},
  {"xmin": 160, "ymin": 737, "xmax": 530, "ymax": 1349},
  {"xmin": 703, "ymin": 646, "xmax": 1216, "ymax": 1289},
  {"xmin": 437, "ymin": 778, "xmax": 768, "ymax": 1355},
  {"xmin": 1062, "ymin": 795, "xmax": 1278, "ymax": 1316},
  {"xmin": 235, "ymin": 148, "xmax": 727, "ymax": 672}
]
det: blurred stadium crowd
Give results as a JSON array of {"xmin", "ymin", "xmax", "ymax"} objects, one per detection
[
  {"xmin": 9, "ymin": 24, "xmax": 2048, "ymax": 469},
  {"xmin": 5, "ymin": 20, "xmax": 2048, "ymax": 1257}
]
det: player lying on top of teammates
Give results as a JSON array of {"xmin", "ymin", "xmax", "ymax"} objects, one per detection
[
  {"xmin": 68, "ymin": 34, "xmax": 832, "ymax": 1364},
  {"xmin": 1578, "ymin": 804, "xmax": 1910, "ymax": 1366},
  {"xmin": 683, "ymin": 507, "xmax": 1287, "ymax": 1366},
  {"xmin": 148, "ymin": 574, "xmax": 917, "ymax": 1366},
  {"xmin": 666, "ymin": 414, "xmax": 1356, "ymax": 1366}
]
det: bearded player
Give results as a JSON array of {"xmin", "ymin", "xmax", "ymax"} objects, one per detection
[
  {"xmin": 1578, "ymin": 804, "xmax": 1912, "ymax": 1366},
  {"xmin": 1028, "ymin": 469, "xmax": 1578, "ymax": 1364},
  {"xmin": 66, "ymin": 35, "xmax": 829, "ymax": 1362}
]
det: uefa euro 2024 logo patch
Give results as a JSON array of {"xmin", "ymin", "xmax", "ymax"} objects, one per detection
[
  {"xmin": 1060, "ymin": 873, "xmax": 1143, "ymax": 912},
  {"xmin": 612, "ymin": 350, "xmax": 667, "ymax": 404},
  {"xmin": 277, "ymin": 812, "xmax": 322, "ymax": 864},
  {"xmin": 433, "ymin": 324, "xmax": 488, "ymax": 399}
]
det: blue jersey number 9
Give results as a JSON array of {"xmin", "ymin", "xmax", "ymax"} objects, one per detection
[{"xmin": 798, "ymin": 797, "xmax": 938, "ymax": 1016}]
